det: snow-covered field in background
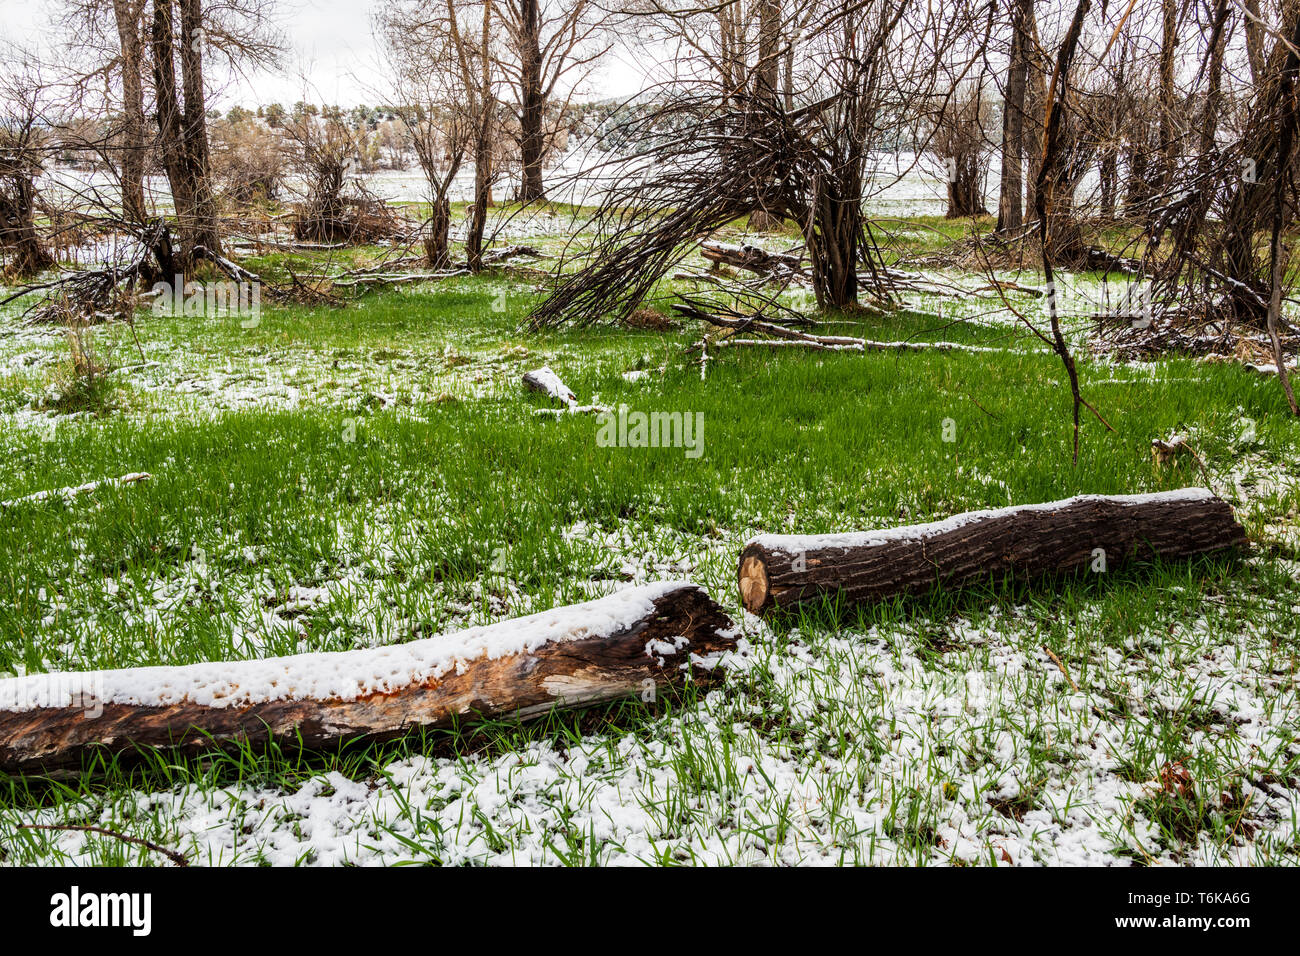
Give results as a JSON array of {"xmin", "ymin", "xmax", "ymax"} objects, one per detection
[{"xmin": 38, "ymin": 147, "xmax": 968, "ymax": 223}]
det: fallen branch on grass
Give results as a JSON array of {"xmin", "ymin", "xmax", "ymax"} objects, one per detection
[
  {"xmin": 736, "ymin": 488, "xmax": 1247, "ymax": 615},
  {"xmin": 0, "ymin": 582, "xmax": 737, "ymax": 776},
  {"xmin": 16, "ymin": 824, "xmax": 188, "ymax": 867},
  {"xmin": 227, "ymin": 236, "xmax": 347, "ymax": 252},
  {"xmin": 481, "ymin": 245, "xmax": 543, "ymax": 265},
  {"xmin": 0, "ymin": 473, "xmax": 151, "ymax": 510},
  {"xmin": 700, "ymin": 241, "xmax": 806, "ymax": 280},
  {"xmin": 673, "ymin": 302, "xmax": 1030, "ymax": 355},
  {"xmin": 329, "ymin": 269, "xmax": 469, "ymax": 290}
]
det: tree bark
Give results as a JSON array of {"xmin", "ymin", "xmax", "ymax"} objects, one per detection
[
  {"xmin": 0, "ymin": 583, "xmax": 736, "ymax": 776},
  {"xmin": 947, "ymin": 153, "xmax": 988, "ymax": 218},
  {"xmin": 467, "ymin": 112, "xmax": 492, "ymax": 271},
  {"xmin": 757, "ymin": 0, "xmax": 780, "ymax": 95},
  {"xmin": 516, "ymin": 0, "xmax": 547, "ymax": 202},
  {"xmin": 177, "ymin": 0, "xmax": 221, "ymax": 255},
  {"xmin": 1156, "ymin": 0, "xmax": 1180, "ymax": 195},
  {"xmin": 149, "ymin": 0, "xmax": 221, "ymax": 265},
  {"xmin": 112, "ymin": 0, "xmax": 148, "ymax": 223},
  {"xmin": 737, "ymin": 490, "xmax": 1246, "ymax": 615},
  {"xmin": 1099, "ymin": 146, "xmax": 1117, "ymax": 219},
  {"xmin": 996, "ymin": 0, "xmax": 1032, "ymax": 233},
  {"xmin": 0, "ymin": 174, "xmax": 54, "ymax": 278},
  {"xmin": 424, "ymin": 196, "xmax": 452, "ymax": 268}
]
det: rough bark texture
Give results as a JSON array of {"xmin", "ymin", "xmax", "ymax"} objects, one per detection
[
  {"xmin": 149, "ymin": 0, "xmax": 221, "ymax": 264},
  {"xmin": 737, "ymin": 491, "xmax": 1247, "ymax": 616},
  {"xmin": 424, "ymin": 197, "xmax": 452, "ymax": 268},
  {"xmin": 0, "ymin": 584, "xmax": 735, "ymax": 776},
  {"xmin": 946, "ymin": 153, "xmax": 987, "ymax": 218},
  {"xmin": 516, "ymin": 0, "xmax": 547, "ymax": 202},
  {"xmin": 177, "ymin": 0, "xmax": 221, "ymax": 255},
  {"xmin": 112, "ymin": 0, "xmax": 148, "ymax": 222}
]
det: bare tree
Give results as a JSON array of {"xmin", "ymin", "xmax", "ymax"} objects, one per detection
[
  {"xmin": 444, "ymin": 0, "xmax": 504, "ymax": 271},
  {"xmin": 496, "ymin": 0, "xmax": 609, "ymax": 202},
  {"xmin": 996, "ymin": 0, "xmax": 1033, "ymax": 232},
  {"xmin": 0, "ymin": 48, "xmax": 57, "ymax": 278},
  {"xmin": 529, "ymin": 0, "xmax": 973, "ymax": 325},
  {"xmin": 375, "ymin": 0, "xmax": 471, "ymax": 267}
]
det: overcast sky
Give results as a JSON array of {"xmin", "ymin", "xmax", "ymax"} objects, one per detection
[{"xmin": 0, "ymin": 0, "xmax": 654, "ymax": 108}]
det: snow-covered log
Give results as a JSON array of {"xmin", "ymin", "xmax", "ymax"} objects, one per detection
[
  {"xmin": 737, "ymin": 489, "xmax": 1247, "ymax": 616},
  {"xmin": 0, "ymin": 583, "xmax": 737, "ymax": 776}
]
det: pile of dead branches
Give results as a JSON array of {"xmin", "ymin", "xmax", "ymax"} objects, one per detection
[{"xmin": 292, "ymin": 187, "xmax": 406, "ymax": 245}]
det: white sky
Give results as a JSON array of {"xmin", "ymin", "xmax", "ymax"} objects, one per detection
[{"xmin": 0, "ymin": 0, "xmax": 653, "ymax": 108}]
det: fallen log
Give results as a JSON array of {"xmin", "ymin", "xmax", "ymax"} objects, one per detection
[
  {"xmin": 330, "ymin": 270, "xmax": 468, "ymax": 290},
  {"xmin": 481, "ymin": 244, "xmax": 543, "ymax": 265},
  {"xmin": 674, "ymin": 302, "xmax": 1031, "ymax": 355},
  {"xmin": 737, "ymin": 489, "xmax": 1247, "ymax": 616},
  {"xmin": 0, "ymin": 582, "xmax": 736, "ymax": 776},
  {"xmin": 700, "ymin": 241, "xmax": 805, "ymax": 279},
  {"xmin": 0, "ymin": 472, "xmax": 151, "ymax": 510}
]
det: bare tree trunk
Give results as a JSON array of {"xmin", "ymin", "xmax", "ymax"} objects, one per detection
[
  {"xmin": 150, "ymin": 1, "xmax": 196, "ymax": 252},
  {"xmin": 177, "ymin": 0, "xmax": 221, "ymax": 255},
  {"xmin": 516, "ymin": 0, "xmax": 547, "ymax": 202},
  {"xmin": 149, "ymin": 0, "xmax": 220, "ymax": 264},
  {"xmin": 1099, "ymin": 146, "xmax": 1117, "ymax": 219},
  {"xmin": 425, "ymin": 196, "xmax": 451, "ymax": 267},
  {"xmin": 782, "ymin": 31, "xmax": 796, "ymax": 111},
  {"xmin": 0, "ymin": 175, "xmax": 54, "ymax": 278},
  {"xmin": 1023, "ymin": 14, "xmax": 1046, "ymax": 219},
  {"xmin": 112, "ymin": 0, "xmax": 148, "ymax": 222},
  {"xmin": 1246, "ymin": 0, "xmax": 1266, "ymax": 83},
  {"xmin": 1124, "ymin": 139, "xmax": 1149, "ymax": 215},
  {"xmin": 467, "ymin": 110, "xmax": 492, "ymax": 271},
  {"xmin": 997, "ymin": 0, "xmax": 1031, "ymax": 233},
  {"xmin": 1266, "ymin": 5, "xmax": 1300, "ymax": 414},
  {"xmin": 1156, "ymin": 0, "xmax": 1180, "ymax": 195},
  {"xmin": 808, "ymin": 169, "xmax": 860, "ymax": 309},
  {"xmin": 947, "ymin": 153, "xmax": 987, "ymax": 218},
  {"xmin": 757, "ymin": 0, "xmax": 780, "ymax": 94}
]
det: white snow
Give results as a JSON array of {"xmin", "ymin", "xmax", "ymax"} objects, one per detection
[
  {"xmin": 522, "ymin": 365, "xmax": 577, "ymax": 405},
  {"xmin": 750, "ymin": 488, "xmax": 1218, "ymax": 554},
  {"xmin": 0, "ymin": 581, "xmax": 709, "ymax": 712}
]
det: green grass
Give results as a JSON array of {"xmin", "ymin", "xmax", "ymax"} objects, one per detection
[{"xmin": 1, "ymin": 224, "xmax": 1298, "ymax": 866}]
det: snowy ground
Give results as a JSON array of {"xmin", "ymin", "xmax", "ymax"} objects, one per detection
[{"xmin": 1, "ymin": 219, "xmax": 1298, "ymax": 867}]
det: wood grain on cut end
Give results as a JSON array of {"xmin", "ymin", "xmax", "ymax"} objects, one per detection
[{"xmin": 738, "ymin": 553, "xmax": 770, "ymax": 614}]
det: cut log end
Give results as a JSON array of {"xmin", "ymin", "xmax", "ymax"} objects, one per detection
[{"xmin": 738, "ymin": 553, "xmax": 770, "ymax": 615}]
